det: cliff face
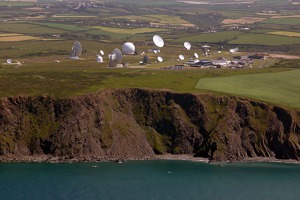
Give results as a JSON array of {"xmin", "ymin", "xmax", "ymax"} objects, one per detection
[{"xmin": 0, "ymin": 89, "xmax": 300, "ymax": 161}]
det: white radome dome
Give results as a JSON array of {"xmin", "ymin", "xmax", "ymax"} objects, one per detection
[{"xmin": 122, "ymin": 42, "xmax": 135, "ymax": 55}]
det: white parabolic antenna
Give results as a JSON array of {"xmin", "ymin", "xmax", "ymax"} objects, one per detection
[
  {"xmin": 7, "ymin": 59, "xmax": 12, "ymax": 64},
  {"xmin": 194, "ymin": 53, "xmax": 199, "ymax": 58},
  {"xmin": 122, "ymin": 42, "xmax": 135, "ymax": 55},
  {"xmin": 230, "ymin": 47, "xmax": 238, "ymax": 53},
  {"xmin": 100, "ymin": 50, "xmax": 104, "ymax": 56},
  {"xmin": 96, "ymin": 55, "xmax": 103, "ymax": 63},
  {"xmin": 153, "ymin": 50, "xmax": 157, "ymax": 54},
  {"xmin": 184, "ymin": 42, "xmax": 191, "ymax": 50},
  {"xmin": 157, "ymin": 56, "xmax": 163, "ymax": 62},
  {"xmin": 109, "ymin": 48, "xmax": 122, "ymax": 67},
  {"xmin": 179, "ymin": 54, "xmax": 184, "ymax": 60},
  {"xmin": 69, "ymin": 41, "xmax": 82, "ymax": 59},
  {"xmin": 153, "ymin": 35, "xmax": 164, "ymax": 48}
]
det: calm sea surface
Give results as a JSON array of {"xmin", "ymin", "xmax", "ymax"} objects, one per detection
[{"xmin": 0, "ymin": 160, "xmax": 300, "ymax": 200}]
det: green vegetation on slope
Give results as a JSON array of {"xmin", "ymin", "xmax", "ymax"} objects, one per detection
[
  {"xmin": 229, "ymin": 33, "xmax": 300, "ymax": 46},
  {"xmin": 196, "ymin": 69, "xmax": 300, "ymax": 108},
  {"xmin": 0, "ymin": 63, "xmax": 287, "ymax": 98}
]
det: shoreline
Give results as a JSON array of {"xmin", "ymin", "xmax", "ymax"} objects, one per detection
[{"xmin": 0, "ymin": 154, "xmax": 299, "ymax": 164}]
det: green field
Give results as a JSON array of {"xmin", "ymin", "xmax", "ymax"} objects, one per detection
[
  {"xmin": 174, "ymin": 31, "xmax": 243, "ymax": 43},
  {"xmin": 91, "ymin": 26, "xmax": 168, "ymax": 34},
  {"xmin": 196, "ymin": 69, "xmax": 300, "ymax": 108},
  {"xmin": 0, "ymin": 2, "xmax": 34, "ymax": 7},
  {"xmin": 32, "ymin": 22, "xmax": 90, "ymax": 32},
  {"xmin": 268, "ymin": 31, "xmax": 300, "ymax": 37},
  {"xmin": 111, "ymin": 14, "xmax": 194, "ymax": 26},
  {"xmin": 229, "ymin": 33, "xmax": 300, "ymax": 46},
  {"xmin": 261, "ymin": 17, "xmax": 300, "ymax": 25},
  {"xmin": 0, "ymin": 23, "xmax": 68, "ymax": 34},
  {"xmin": 0, "ymin": 62, "xmax": 287, "ymax": 98}
]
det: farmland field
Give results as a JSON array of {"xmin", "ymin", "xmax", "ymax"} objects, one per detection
[
  {"xmin": 268, "ymin": 31, "xmax": 300, "ymax": 37},
  {"xmin": 261, "ymin": 18, "xmax": 300, "ymax": 25},
  {"xmin": 111, "ymin": 15, "xmax": 194, "ymax": 26},
  {"xmin": 0, "ymin": 34, "xmax": 41, "ymax": 42},
  {"xmin": 0, "ymin": 23, "xmax": 68, "ymax": 34},
  {"xmin": 196, "ymin": 69, "xmax": 300, "ymax": 108},
  {"xmin": 0, "ymin": 64, "xmax": 287, "ymax": 98},
  {"xmin": 229, "ymin": 33, "xmax": 300, "ymax": 46},
  {"xmin": 222, "ymin": 17, "xmax": 266, "ymax": 25},
  {"xmin": 91, "ymin": 26, "xmax": 168, "ymax": 34},
  {"xmin": 32, "ymin": 22, "xmax": 90, "ymax": 32},
  {"xmin": 174, "ymin": 31, "xmax": 243, "ymax": 43}
]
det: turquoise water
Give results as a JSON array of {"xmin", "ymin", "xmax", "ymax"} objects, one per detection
[{"xmin": 1, "ymin": 160, "xmax": 300, "ymax": 200}]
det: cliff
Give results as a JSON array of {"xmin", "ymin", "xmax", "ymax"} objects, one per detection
[{"xmin": 0, "ymin": 88, "xmax": 300, "ymax": 162}]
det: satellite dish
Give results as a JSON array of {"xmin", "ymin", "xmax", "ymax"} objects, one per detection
[
  {"xmin": 6, "ymin": 59, "xmax": 12, "ymax": 64},
  {"xmin": 157, "ymin": 56, "xmax": 163, "ymax": 62},
  {"xmin": 218, "ymin": 51, "xmax": 221, "ymax": 54},
  {"xmin": 96, "ymin": 55, "xmax": 103, "ymax": 63},
  {"xmin": 153, "ymin": 50, "xmax": 157, "ymax": 54},
  {"xmin": 100, "ymin": 50, "xmax": 104, "ymax": 56},
  {"xmin": 194, "ymin": 53, "xmax": 199, "ymax": 58},
  {"xmin": 69, "ymin": 41, "xmax": 82, "ymax": 59},
  {"xmin": 184, "ymin": 42, "xmax": 191, "ymax": 50},
  {"xmin": 122, "ymin": 42, "xmax": 135, "ymax": 55},
  {"xmin": 179, "ymin": 55, "xmax": 185, "ymax": 60},
  {"xmin": 108, "ymin": 48, "xmax": 122, "ymax": 67},
  {"xmin": 153, "ymin": 35, "xmax": 164, "ymax": 48},
  {"xmin": 230, "ymin": 47, "xmax": 238, "ymax": 53}
]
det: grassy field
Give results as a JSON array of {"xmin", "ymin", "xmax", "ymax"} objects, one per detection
[
  {"xmin": 0, "ymin": 23, "xmax": 69, "ymax": 34},
  {"xmin": 222, "ymin": 17, "xmax": 266, "ymax": 25},
  {"xmin": 196, "ymin": 69, "xmax": 300, "ymax": 108},
  {"xmin": 91, "ymin": 26, "xmax": 168, "ymax": 34},
  {"xmin": 111, "ymin": 14, "xmax": 194, "ymax": 26},
  {"xmin": 0, "ymin": 34, "xmax": 41, "ymax": 42},
  {"xmin": 229, "ymin": 33, "xmax": 300, "ymax": 46},
  {"xmin": 0, "ymin": 62, "xmax": 288, "ymax": 98},
  {"xmin": 174, "ymin": 31, "xmax": 243, "ymax": 43},
  {"xmin": 261, "ymin": 17, "xmax": 300, "ymax": 25},
  {"xmin": 32, "ymin": 22, "xmax": 90, "ymax": 32},
  {"xmin": 268, "ymin": 31, "xmax": 300, "ymax": 37}
]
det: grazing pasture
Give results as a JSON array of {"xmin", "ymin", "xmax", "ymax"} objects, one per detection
[
  {"xmin": 0, "ymin": 23, "xmax": 68, "ymax": 34},
  {"xmin": 0, "ymin": 35, "xmax": 41, "ymax": 42},
  {"xmin": 261, "ymin": 17, "xmax": 300, "ymax": 25},
  {"xmin": 110, "ymin": 14, "xmax": 194, "ymax": 26},
  {"xmin": 196, "ymin": 69, "xmax": 300, "ymax": 108},
  {"xmin": 222, "ymin": 17, "xmax": 266, "ymax": 24},
  {"xmin": 174, "ymin": 31, "xmax": 243, "ymax": 43},
  {"xmin": 267, "ymin": 31, "xmax": 300, "ymax": 37},
  {"xmin": 229, "ymin": 33, "xmax": 300, "ymax": 46},
  {"xmin": 32, "ymin": 22, "xmax": 90, "ymax": 32},
  {"xmin": 91, "ymin": 26, "xmax": 168, "ymax": 34}
]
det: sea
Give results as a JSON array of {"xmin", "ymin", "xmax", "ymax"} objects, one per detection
[{"xmin": 1, "ymin": 160, "xmax": 300, "ymax": 200}]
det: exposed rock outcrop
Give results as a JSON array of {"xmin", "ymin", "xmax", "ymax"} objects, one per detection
[{"xmin": 0, "ymin": 89, "xmax": 300, "ymax": 162}]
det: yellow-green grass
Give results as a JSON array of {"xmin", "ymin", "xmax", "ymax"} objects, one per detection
[
  {"xmin": 174, "ymin": 31, "xmax": 243, "ymax": 43},
  {"xmin": 0, "ymin": 2, "xmax": 34, "ymax": 7},
  {"xmin": 32, "ymin": 22, "xmax": 90, "ymax": 32},
  {"xmin": 91, "ymin": 26, "xmax": 168, "ymax": 34},
  {"xmin": 83, "ymin": 29, "xmax": 132, "ymax": 40},
  {"xmin": 52, "ymin": 15, "xmax": 97, "ymax": 18},
  {"xmin": 0, "ymin": 61, "xmax": 287, "ymax": 98},
  {"xmin": 228, "ymin": 33, "xmax": 300, "ymax": 46},
  {"xmin": 261, "ymin": 17, "xmax": 300, "ymax": 25},
  {"xmin": 110, "ymin": 14, "xmax": 194, "ymax": 26},
  {"xmin": 0, "ymin": 23, "xmax": 69, "ymax": 34},
  {"xmin": 196, "ymin": 69, "xmax": 300, "ymax": 108},
  {"xmin": 0, "ymin": 35, "xmax": 41, "ymax": 42},
  {"xmin": 268, "ymin": 31, "xmax": 300, "ymax": 37}
]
